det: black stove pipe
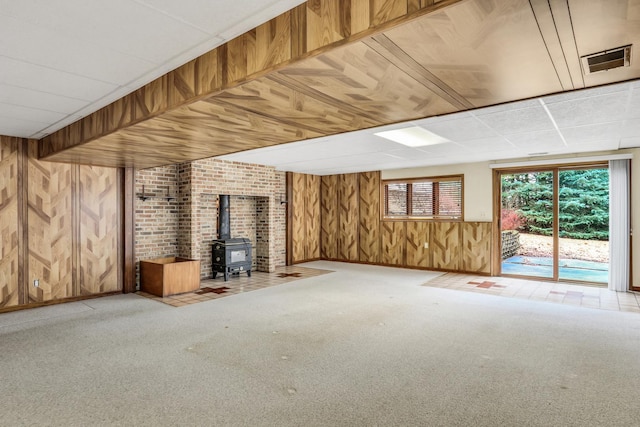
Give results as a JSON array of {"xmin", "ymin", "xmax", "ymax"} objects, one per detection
[{"xmin": 218, "ymin": 194, "xmax": 231, "ymax": 240}]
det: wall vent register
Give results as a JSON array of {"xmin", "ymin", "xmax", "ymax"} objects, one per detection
[{"xmin": 581, "ymin": 45, "xmax": 631, "ymax": 74}]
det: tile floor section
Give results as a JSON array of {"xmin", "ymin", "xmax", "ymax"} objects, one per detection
[
  {"xmin": 424, "ymin": 273, "xmax": 640, "ymax": 313},
  {"xmin": 137, "ymin": 265, "xmax": 331, "ymax": 307}
]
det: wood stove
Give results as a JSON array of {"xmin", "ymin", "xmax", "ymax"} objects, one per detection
[{"xmin": 211, "ymin": 195, "xmax": 252, "ymax": 281}]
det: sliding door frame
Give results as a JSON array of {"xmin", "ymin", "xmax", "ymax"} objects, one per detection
[{"xmin": 493, "ymin": 161, "xmax": 610, "ymax": 284}]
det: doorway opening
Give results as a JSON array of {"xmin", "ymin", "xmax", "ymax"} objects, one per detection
[{"xmin": 497, "ymin": 164, "xmax": 609, "ymax": 284}]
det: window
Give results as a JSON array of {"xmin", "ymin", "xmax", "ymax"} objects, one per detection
[{"xmin": 382, "ymin": 175, "xmax": 463, "ymax": 220}]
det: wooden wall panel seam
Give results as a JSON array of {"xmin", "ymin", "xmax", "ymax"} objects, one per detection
[
  {"xmin": 72, "ymin": 164, "xmax": 80, "ymax": 296},
  {"xmin": 17, "ymin": 139, "xmax": 27, "ymax": 305}
]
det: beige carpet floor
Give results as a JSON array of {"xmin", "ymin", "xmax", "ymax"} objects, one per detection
[{"xmin": 1, "ymin": 261, "xmax": 639, "ymax": 426}]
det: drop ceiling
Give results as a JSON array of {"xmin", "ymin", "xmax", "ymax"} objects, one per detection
[
  {"xmin": 3, "ymin": 0, "xmax": 640, "ymax": 174},
  {"xmin": 221, "ymin": 80, "xmax": 640, "ymax": 174}
]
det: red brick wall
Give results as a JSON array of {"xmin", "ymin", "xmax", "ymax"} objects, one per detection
[{"xmin": 135, "ymin": 165, "xmax": 179, "ymax": 282}]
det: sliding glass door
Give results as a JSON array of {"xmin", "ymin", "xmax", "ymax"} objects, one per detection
[
  {"xmin": 498, "ymin": 165, "xmax": 609, "ymax": 284},
  {"xmin": 500, "ymin": 170, "xmax": 554, "ymax": 279},
  {"xmin": 557, "ymin": 168, "xmax": 609, "ymax": 283}
]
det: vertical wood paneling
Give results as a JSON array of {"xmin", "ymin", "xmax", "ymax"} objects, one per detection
[
  {"xmin": 350, "ymin": 0, "xmax": 371, "ymax": 34},
  {"xmin": 406, "ymin": 221, "xmax": 431, "ymax": 268},
  {"xmin": 17, "ymin": 140, "xmax": 26, "ymax": 305},
  {"xmin": 371, "ymin": 0, "xmax": 408, "ymax": 26},
  {"xmin": 123, "ymin": 168, "xmax": 136, "ymax": 293},
  {"xmin": 168, "ymin": 59, "xmax": 197, "ymax": 108},
  {"xmin": 462, "ymin": 222, "xmax": 492, "ymax": 273},
  {"xmin": 227, "ymin": 35, "xmax": 248, "ymax": 84},
  {"xmin": 79, "ymin": 166, "xmax": 120, "ymax": 294},
  {"xmin": 133, "ymin": 76, "xmax": 167, "ymax": 119},
  {"xmin": 248, "ymin": 13, "xmax": 292, "ymax": 75},
  {"xmin": 321, "ymin": 174, "xmax": 338, "ymax": 259},
  {"xmin": 195, "ymin": 49, "xmax": 222, "ymax": 96},
  {"xmin": 103, "ymin": 96, "xmax": 133, "ymax": 132},
  {"xmin": 306, "ymin": 0, "xmax": 350, "ymax": 51},
  {"xmin": 291, "ymin": 4, "xmax": 308, "ymax": 57},
  {"xmin": 358, "ymin": 171, "xmax": 380, "ymax": 263},
  {"xmin": 305, "ymin": 174, "xmax": 321, "ymax": 259},
  {"xmin": 291, "ymin": 172, "xmax": 307, "ymax": 262},
  {"xmin": 338, "ymin": 173, "xmax": 359, "ymax": 261},
  {"xmin": 381, "ymin": 221, "xmax": 405, "ymax": 265},
  {"xmin": 27, "ymin": 142, "xmax": 73, "ymax": 302},
  {"xmin": 432, "ymin": 222, "xmax": 461, "ymax": 270},
  {"xmin": 0, "ymin": 137, "xmax": 19, "ymax": 308}
]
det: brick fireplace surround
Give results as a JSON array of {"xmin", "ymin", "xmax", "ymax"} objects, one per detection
[{"xmin": 135, "ymin": 158, "xmax": 286, "ymax": 284}]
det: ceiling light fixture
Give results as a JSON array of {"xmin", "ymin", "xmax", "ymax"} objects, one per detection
[{"xmin": 374, "ymin": 126, "xmax": 450, "ymax": 147}]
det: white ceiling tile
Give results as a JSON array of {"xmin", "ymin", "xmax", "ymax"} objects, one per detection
[
  {"xmin": 0, "ymin": 103, "xmax": 67, "ymax": 125},
  {"xmin": 472, "ymin": 99, "xmax": 540, "ymax": 115},
  {"xmin": 415, "ymin": 110, "xmax": 472, "ymax": 126},
  {"xmin": 0, "ymin": 115, "xmax": 48, "ymax": 137},
  {"xmin": 559, "ymin": 122, "xmax": 623, "ymax": 145},
  {"xmin": 383, "ymin": 148, "xmax": 431, "ymax": 160},
  {"xmin": 542, "ymin": 83, "xmax": 630, "ymax": 104},
  {"xmin": 456, "ymin": 136, "xmax": 514, "ymax": 151},
  {"xmin": 620, "ymin": 137, "xmax": 640, "ymax": 148},
  {"xmin": 136, "ymin": 0, "xmax": 305, "ymax": 35},
  {"xmin": 421, "ymin": 116, "xmax": 497, "ymax": 141},
  {"xmin": 626, "ymin": 89, "xmax": 640, "ymax": 119},
  {"xmin": 0, "ymin": 83, "xmax": 88, "ymax": 114},
  {"xmin": 561, "ymin": 141, "xmax": 621, "ymax": 152},
  {"xmin": 0, "ymin": 56, "xmax": 120, "ymax": 101},
  {"xmin": 0, "ymin": 0, "xmax": 211, "ymax": 64},
  {"xmin": 505, "ymin": 130, "xmax": 565, "ymax": 149},
  {"xmin": 412, "ymin": 142, "xmax": 465, "ymax": 155},
  {"xmin": 621, "ymin": 119, "xmax": 640, "ymax": 138},
  {"xmin": 473, "ymin": 105, "xmax": 554, "ymax": 135},
  {"xmin": 0, "ymin": 16, "xmax": 156, "ymax": 85},
  {"xmin": 546, "ymin": 92, "xmax": 629, "ymax": 128}
]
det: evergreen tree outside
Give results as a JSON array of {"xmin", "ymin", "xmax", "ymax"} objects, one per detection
[{"xmin": 500, "ymin": 168, "xmax": 609, "ymax": 241}]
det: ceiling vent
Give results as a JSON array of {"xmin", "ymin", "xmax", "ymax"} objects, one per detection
[{"xmin": 581, "ymin": 45, "xmax": 631, "ymax": 74}]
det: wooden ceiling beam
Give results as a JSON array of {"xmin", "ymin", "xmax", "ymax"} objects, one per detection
[{"xmin": 39, "ymin": 0, "xmax": 461, "ymax": 161}]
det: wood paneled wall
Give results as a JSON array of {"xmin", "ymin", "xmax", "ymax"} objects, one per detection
[
  {"xmin": 320, "ymin": 174, "xmax": 338, "ymax": 260},
  {"xmin": 27, "ymin": 142, "xmax": 73, "ymax": 302},
  {"xmin": 359, "ymin": 171, "xmax": 381, "ymax": 263},
  {"xmin": 0, "ymin": 137, "xmax": 19, "ymax": 307},
  {"xmin": 290, "ymin": 172, "xmax": 321, "ymax": 263},
  {"xmin": 337, "ymin": 174, "xmax": 359, "ymax": 261},
  {"xmin": 79, "ymin": 167, "xmax": 120, "ymax": 295},
  {"xmin": 0, "ymin": 136, "xmax": 122, "ymax": 311},
  {"xmin": 291, "ymin": 169, "xmax": 492, "ymax": 274}
]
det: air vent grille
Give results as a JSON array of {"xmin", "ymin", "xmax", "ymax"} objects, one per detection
[{"xmin": 581, "ymin": 45, "xmax": 631, "ymax": 74}]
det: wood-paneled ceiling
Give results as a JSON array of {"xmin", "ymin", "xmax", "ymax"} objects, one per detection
[{"xmin": 40, "ymin": 0, "xmax": 640, "ymax": 169}]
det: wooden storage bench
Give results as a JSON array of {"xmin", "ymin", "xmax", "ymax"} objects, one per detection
[{"xmin": 140, "ymin": 257, "xmax": 201, "ymax": 297}]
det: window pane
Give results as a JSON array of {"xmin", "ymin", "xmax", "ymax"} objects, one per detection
[
  {"xmin": 386, "ymin": 183, "xmax": 407, "ymax": 215},
  {"xmin": 438, "ymin": 180, "xmax": 462, "ymax": 217},
  {"xmin": 412, "ymin": 182, "xmax": 433, "ymax": 216}
]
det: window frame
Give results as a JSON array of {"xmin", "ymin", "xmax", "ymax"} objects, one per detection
[{"xmin": 381, "ymin": 174, "xmax": 464, "ymax": 221}]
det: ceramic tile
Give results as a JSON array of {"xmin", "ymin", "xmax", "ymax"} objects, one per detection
[
  {"xmin": 137, "ymin": 266, "xmax": 332, "ymax": 307},
  {"xmin": 423, "ymin": 273, "xmax": 640, "ymax": 313}
]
